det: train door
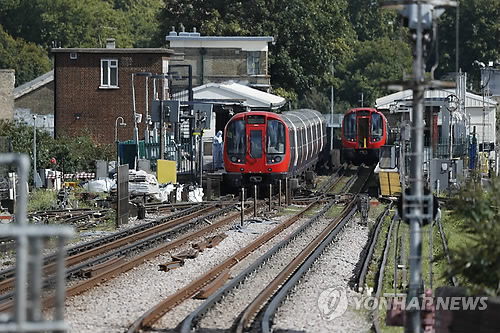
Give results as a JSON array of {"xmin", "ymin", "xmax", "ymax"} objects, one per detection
[
  {"xmin": 358, "ymin": 116, "xmax": 370, "ymax": 148},
  {"xmin": 246, "ymin": 115, "xmax": 266, "ymax": 170}
]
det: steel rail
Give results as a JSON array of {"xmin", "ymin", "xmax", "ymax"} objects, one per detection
[
  {"xmin": 127, "ymin": 200, "xmax": 321, "ymax": 333},
  {"xmin": 236, "ymin": 164, "xmax": 373, "ymax": 332},
  {"xmin": 239, "ymin": 199, "xmax": 357, "ymax": 333},
  {"xmin": 0, "ymin": 203, "xmax": 208, "ymax": 282},
  {"xmin": 356, "ymin": 203, "xmax": 393, "ymax": 293},
  {"xmin": 179, "ymin": 200, "xmax": 338, "ymax": 333},
  {"xmin": 0, "ymin": 204, "xmax": 256, "ymax": 313},
  {"xmin": 437, "ymin": 218, "xmax": 458, "ymax": 287},
  {"xmin": 0, "ymin": 205, "xmax": 239, "ymax": 307},
  {"xmin": 0, "ymin": 205, "xmax": 218, "ymax": 296},
  {"xmin": 372, "ymin": 213, "xmax": 398, "ymax": 333},
  {"xmin": 259, "ymin": 200, "xmax": 359, "ymax": 333},
  {"xmin": 315, "ymin": 163, "xmax": 347, "ymax": 194}
]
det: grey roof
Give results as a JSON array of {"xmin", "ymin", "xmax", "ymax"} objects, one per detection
[
  {"xmin": 14, "ymin": 70, "xmax": 53, "ymax": 99},
  {"xmin": 174, "ymin": 81, "xmax": 285, "ymax": 109},
  {"xmin": 376, "ymin": 88, "xmax": 498, "ymax": 110},
  {"xmin": 166, "ymin": 32, "xmax": 274, "ymax": 42}
]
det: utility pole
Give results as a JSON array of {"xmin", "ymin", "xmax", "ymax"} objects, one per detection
[
  {"xmin": 32, "ymin": 115, "xmax": 39, "ymax": 188},
  {"xmin": 407, "ymin": 4, "xmax": 425, "ymax": 330},
  {"xmin": 330, "ymin": 64, "xmax": 335, "ymax": 151},
  {"xmin": 383, "ymin": 2, "xmax": 457, "ymax": 332}
]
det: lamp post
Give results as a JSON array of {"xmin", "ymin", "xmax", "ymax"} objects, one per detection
[
  {"xmin": 131, "ymin": 72, "xmax": 152, "ymax": 169},
  {"xmin": 115, "ymin": 116, "xmax": 126, "ymax": 169},
  {"xmin": 32, "ymin": 115, "xmax": 39, "ymax": 188},
  {"xmin": 330, "ymin": 64, "xmax": 335, "ymax": 151},
  {"xmin": 152, "ymin": 74, "xmax": 168, "ymax": 160}
]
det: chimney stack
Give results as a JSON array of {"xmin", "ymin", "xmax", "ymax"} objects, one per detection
[{"xmin": 106, "ymin": 38, "xmax": 116, "ymax": 49}]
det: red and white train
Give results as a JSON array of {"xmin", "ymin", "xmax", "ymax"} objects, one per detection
[
  {"xmin": 341, "ymin": 107, "xmax": 390, "ymax": 163},
  {"xmin": 223, "ymin": 110, "xmax": 326, "ymax": 188}
]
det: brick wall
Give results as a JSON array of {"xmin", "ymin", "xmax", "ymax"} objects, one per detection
[
  {"xmin": 0, "ymin": 69, "xmax": 15, "ymax": 120},
  {"xmin": 54, "ymin": 52, "xmax": 167, "ymax": 144}
]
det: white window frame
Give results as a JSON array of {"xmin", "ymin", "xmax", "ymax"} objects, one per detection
[
  {"xmin": 100, "ymin": 58, "xmax": 118, "ymax": 88},
  {"xmin": 247, "ymin": 51, "xmax": 260, "ymax": 75}
]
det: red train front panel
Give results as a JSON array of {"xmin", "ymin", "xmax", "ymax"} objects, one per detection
[
  {"xmin": 223, "ymin": 112, "xmax": 290, "ymax": 187},
  {"xmin": 342, "ymin": 108, "xmax": 387, "ymax": 162}
]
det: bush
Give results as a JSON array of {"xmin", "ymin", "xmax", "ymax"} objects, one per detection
[
  {"xmin": 0, "ymin": 120, "xmax": 113, "ymax": 184},
  {"xmin": 446, "ymin": 173, "xmax": 500, "ymax": 296}
]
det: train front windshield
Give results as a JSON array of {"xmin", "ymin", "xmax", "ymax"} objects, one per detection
[
  {"xmin": 226, "ymin": 119, "xmax": 246, "ymax": 158},
  {"xmin": 370, "ymin": 113, "xmax": 383, "ymax": 141},
  {"xmin": 267, "ymin": 120, "xmax": 286, "ymax": 154},
  {"xmin": 343, "ymin": 112, "xmax": 357, "ymax": 141}
]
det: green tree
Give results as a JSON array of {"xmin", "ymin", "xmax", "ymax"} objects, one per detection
[
  {"xmin": 157, "ymin": 0, "xmax": 356, "ymax": 102},
  {"xmin": 347, "ymin": 0, "xmax": 401, "ymax": 42},
  {"xmin": 0, "ymin": 0, "xmax": 134, "ymax": 49},
  {"xmin": 0, "ymin": 120, "xmax": 113, "ymax": 179},
  {"xmin": 436, "ymin": 0, "xmax": 500, "ymax": 87},
  {"xmin": 338, "ymin": 37, "xmax": 412, "ymax": 106},
  {"xmin": 113, "ymin": 0, "xmax": 163, "ymax": 47},
  {"xmin": 0, "ymin": 25, "xmax": 52, "ymax": 86}
]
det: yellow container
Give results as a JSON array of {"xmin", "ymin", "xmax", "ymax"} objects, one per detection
[
  {"xmin": 64, "ymin": 181, "xmax": 77, "ymax": 189},
  {"xmin": 157, "ymin": 160, "xmax": 177, "ymax": 184}
]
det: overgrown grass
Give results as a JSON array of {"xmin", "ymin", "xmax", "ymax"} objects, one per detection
[
  {"xmin": 364, "ymin": 206, "xmax": 467, "ymax": 332},
  {"xmin": 28, "ymin": 189, "xmax": 58, "ymax": 212}
]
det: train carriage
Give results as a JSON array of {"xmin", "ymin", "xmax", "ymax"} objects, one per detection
[
  {"xmin": 341, "ymin": 107, "xmax": 390, "ymax": 163},
  {"xmin": 223, "ymin": 109, "xmax": 326, "ymax": 188}
]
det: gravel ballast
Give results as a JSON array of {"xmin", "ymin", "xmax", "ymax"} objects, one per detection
[
  {"xmin": 272, "ymin": 217, "xmax": 372, "ymax": 333},
  {"xmin": 63, "ymin": 211, "xmax": 288, "ymax": 332}
]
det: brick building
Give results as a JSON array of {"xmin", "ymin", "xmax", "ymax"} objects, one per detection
[{"xmin": 51, "ymin": 40, "xmax": 174, "ymax": 144}]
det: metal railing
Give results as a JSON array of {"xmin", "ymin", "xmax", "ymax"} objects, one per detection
[{"xmin": 0, "ymin": 154, "xmax": 73, "ymax": 332}]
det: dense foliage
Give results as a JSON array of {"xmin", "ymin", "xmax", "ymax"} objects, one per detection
[
  {"xmin": 154, "ymin": 0, "xmax": 411, "ymax": 109},
  {"xmin": 0, "ymin": 0, "xmax": 498, "ymax": 107},
  {"xmin": 437, "ymin": 0, "xmax": 500, "ymax": 90},
  {"xmin": 0, "ymin": 120, "xmax": 113, "ymax": 179},
  {"xmin": 446, "ymin": 174, "xmax": 500, "ymax": 296},
  {"xmin": 0, "ymin": 25, "xmax": 52, "ymax": 86}
]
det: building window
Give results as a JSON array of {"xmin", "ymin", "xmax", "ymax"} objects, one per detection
[
  {"xmin": 101, "ymin": 59, "xmax": 118, "ymax": 87},
  {"xmin": 247, "ymin": 51, "xmax": 260, "ymax": 75}
]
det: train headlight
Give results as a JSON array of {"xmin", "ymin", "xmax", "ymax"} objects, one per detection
[
  {"xmin": 231, "ymin": 156, "xmax": 237, "ymax": 162},
  {"xmin": 268, "ymin": 168, "xmax": 272, "ymax": 171},
  {"xmin": 240, "ymin": 168, "xmax": 244, "ymax": 171},
  {"xmin": 275, "ymin": 156, "xmax": 282, "ymax": 162}
]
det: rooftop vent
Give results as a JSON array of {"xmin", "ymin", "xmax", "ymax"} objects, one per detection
[{"xmin": 106, "ymin": 38, "xmax": 116, "ymax": 49}]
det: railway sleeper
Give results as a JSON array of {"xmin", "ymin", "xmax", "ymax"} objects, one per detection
[
  {"xmin": 82, "ymin": 256, "xmax": 125, "ymax": 278},
  {"xmin": 158, "ymin": 259, "xmax": 185, "ymax": 272}
]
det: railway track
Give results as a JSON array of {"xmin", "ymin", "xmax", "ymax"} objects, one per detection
[
  {"xmin": 124, "ymin": 165, "xmax": 373, "ymax": 332},
  {"xmin": 0, "ymin": 203, "xmax": 219, "ymax": 289},
  {"xmin": 0, "ymin": 202, "xmax": 246, "ymax": 311}
]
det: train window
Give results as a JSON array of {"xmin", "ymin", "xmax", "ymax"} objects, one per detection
[
  {"xmin": 250, "ymin": 130, "xmax": 263, "ymax": 158},
  {"xmin": 267, "ymin": 120, "xmax": 286, "ymax": 154},
  {"xmin": 344, "ymin": 112, "xmax": 357, "ymax": 139},
  {"xmin": 226, "ymin": 119, "xmax": 246, "ymax": 154},
  {"xmin": 247, "ymin": 115, "xmax": 266, "ymax": 124},
  {"xmin": 371, "ymin": 113, "xmax": 383, "ymax": 140}
]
